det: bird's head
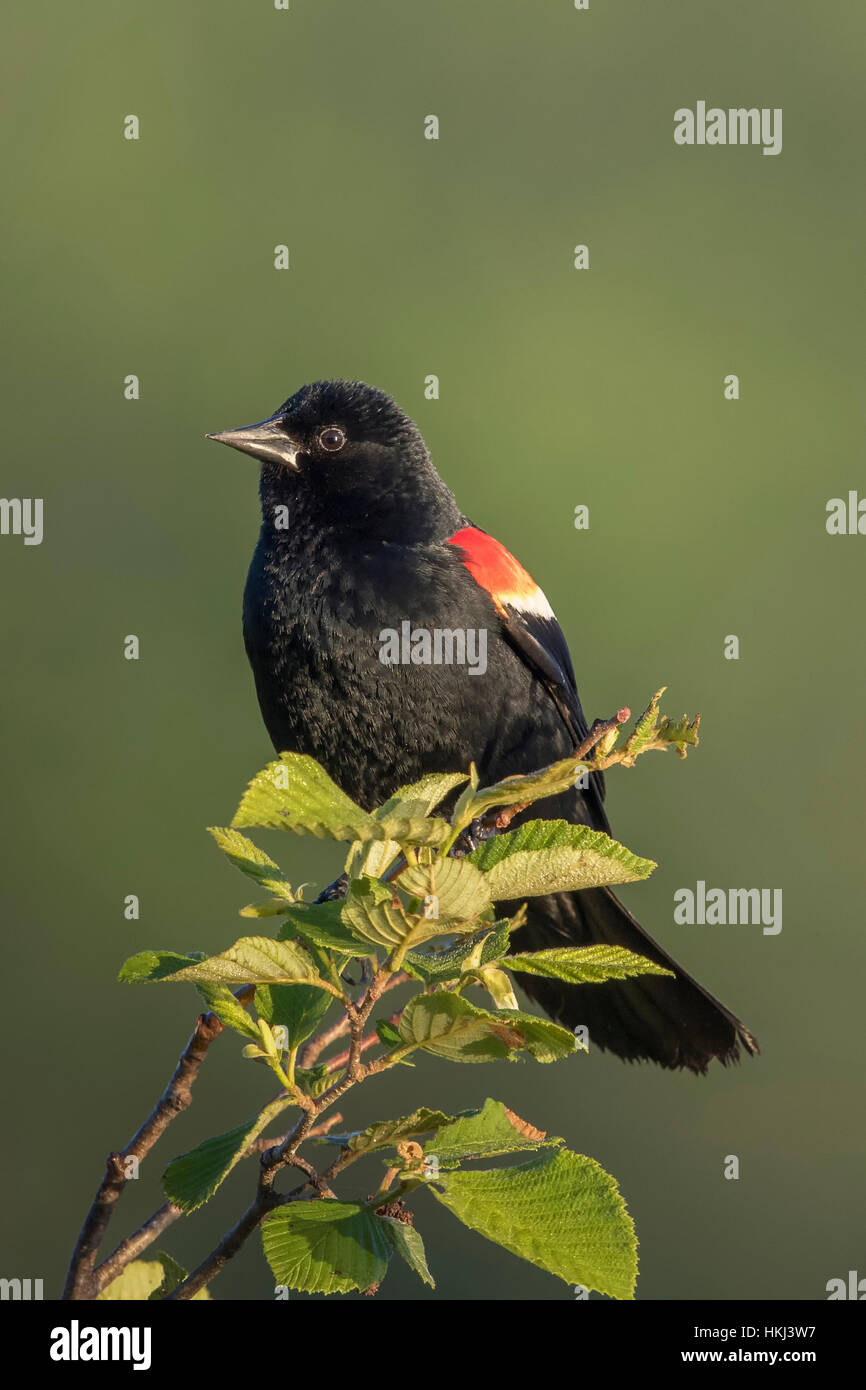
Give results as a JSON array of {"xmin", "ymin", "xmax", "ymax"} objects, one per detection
[{"xmin": 208, "ymin": 380, "xmax": 454, "ymax": 537}]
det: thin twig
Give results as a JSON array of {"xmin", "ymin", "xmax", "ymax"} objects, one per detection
[
  {"xmin": 247, "ymin": 1111, "xmax": 344, "ymax": 1153},
  {"xmin": 574, "ymin": 707, "xmax": 631, "ymax": 761},
  {"xmin": 62, "ymin": 1004, "xmax": 237, "ymax": 1301},
  {"xmin": 325, "ymin": 1011, "xmax": 401, "ymax": 1073},
  {"xmin": 94, "ymin": 1202, "xmax": 184, "ymax": 1294}
]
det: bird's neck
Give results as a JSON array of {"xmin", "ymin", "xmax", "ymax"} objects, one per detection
[{"xmin": 257, "ymin": 463, "xmax": 462, "ymax": 549}]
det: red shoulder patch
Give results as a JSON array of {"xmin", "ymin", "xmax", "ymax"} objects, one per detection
[{"xmin": 447, "ymin": 526, "xmax": 554, "ymax": 617}]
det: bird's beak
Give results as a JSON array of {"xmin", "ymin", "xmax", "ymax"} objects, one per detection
[{"xmin": 206, "ymin": 412, "xmax": 300, "ymax": 470}]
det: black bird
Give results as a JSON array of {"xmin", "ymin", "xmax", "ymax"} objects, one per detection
[{"xmin": 209, "ymin": 380, "xmax": 758, "ymax": 1073}]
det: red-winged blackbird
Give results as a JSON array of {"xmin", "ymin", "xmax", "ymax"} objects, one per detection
[{"xmin": 209, "ymin": 380, "xmax": 758, "ymax": 1073}]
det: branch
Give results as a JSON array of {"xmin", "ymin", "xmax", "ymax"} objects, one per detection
[
  {"xmin": 248, "ymin": 1110, "xmax": 345, "ymax": 1152},
  {"xmin": 574, "ymin": 707, "xmax": 631, "ymax": 760},
  {"xmin": 325, "ymin": 1011, "xmax": 401, "ymax": 1073},
  {"xmin": 94, "ymin": 1202, "xmax": 183, "ymax": 1294},
  {"xmin": 62, "ymin": 998, "xmax": 245, "ymax": 1300}
]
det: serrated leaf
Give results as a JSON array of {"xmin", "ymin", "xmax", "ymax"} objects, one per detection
[
  {"xmin": 296, "ymin": 1062, "xmax": 333, "ymax": 1099},
  {"xmin": 341, "ymin": 876, "xmax": 417, "ymax": 949},
  {"xmin": 118, "ymin": 950, "xmax": 201, "ymax": 984},
  {"xmin": 379, "ymin": 1217, "xmax": 435, "ymax": 1287},
  {"xmin": 208, "ymin": 826, "xmax": 294, "ymax": 898},
  {"xmin": 376, "ymin": 771, "xmax": 469, "ymax": 822},
  {"xmin": 621, "ymin": 687, "xmax": 665, "ymax": 759},
  {"xmin": 232, "ymin": 754, "xmax": 377, "ymax": 840},
  {"xmin": 278, "ymin": 900, "xmax": 376, "ymax": 959},
  {"xmin": 240, "ymin": 897, "xmax": 294, "ymax": 918},
  {"xmin": 163, "ymin": 1098, "xmax": 293, "ymax": 1213},
  {"xmin": 233, "ymin": 753, "xmax": 450, "ymax": 846},
  {"xmin": 404, "ymin": 923, "xmax": 511, "ymax": 984},
  {"xmin": 256, "ymin": 983, "xmax": 333, "ymax": 1051},
  {"xmin": 468, "ymin": 965, "xmax": 519, "ymax": 1010},
  {"xmin": 375, "ymin": 1018, "xmax": 403, "ymax": 1049},
  {"xmin": 397, "ymin": 854, "xmax": 492, "ymax": 920},
  {"xmin": 465, "ymin": 819, "xmax": 655, "ymax": 897},
  {"xmin": 342, "ymin": 876, "xmax": 481, "ymax": 955},
  {"xmin": 99, "ymin": 1258, "xmax": 210, "ymax": 1301},
  {"xmin": 427, "ymin": 1098, "xmax": 562, "ymax": 1167},
  {"xmin": 371, "ymin": 771, "xmax": 465, "ymax": 847},
  {"xmin": 506, "ymin": 944, "xmax": 674, "ymax": 984},
  {"xmin": 328, "ymin": 1108, "xmax": 455, "ymax": 1158},
  {"xmin": 261, "ymin": 1202, "xmax": 392, "ymax": 1295},
  {"xmin": 145, "ymin": 937, "xmax": 332, "ymax": 990},
  {"xmin": 432, "ymin": 1148, "xmax": 637, "ymax": 1298},
  {"xmin": 398, "ymin": 992, "xmax": 514, "ymax": 1063},
  {"xmin": 194, "ymin": 982, "xmax": 260, "ymax": 1041},
  {"xmin": 400, "ymin": 989, "xmax": 514, "ymax": 1061},
  {"xmin": 497, "ymin": 1009, "xmax": 579, "ymax": 1062},
  {"xmin": 349, "ymin": 771, "xmax": 470, "ymax": 875},
  {"xmin": 656, "ymin": 711, "xmax": 701, "ymax": 757},
  {"xmin": 450, "ymin": 756, "xmax": 591, "ymax": 835},
  {"xmin": 398, "ymin": 992, "xmax": 573, "ymax": 1063},
  {"xmin": 147, "ymin": 1251, "xmax": 212, "ymax": 1300}
]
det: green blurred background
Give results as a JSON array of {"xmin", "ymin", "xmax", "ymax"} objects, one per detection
[{"xmin": 2, "ymin": 0, "xmax": 863, "ymax": 1300}]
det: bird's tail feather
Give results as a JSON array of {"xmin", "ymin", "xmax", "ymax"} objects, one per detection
[{"xmin": 515, "ymin": 886, "xmax": 759, "ymax": 1074}]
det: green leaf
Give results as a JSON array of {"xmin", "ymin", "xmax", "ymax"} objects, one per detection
[
  {"xmin": 279, "ymin": 901, "xmax": 376, "ymax": 959},
  {"xmin": 327, "ymin": 1108, "xmax": 455, "ymax": 1158},
  {"xmin": 143, "ymin": 936, "xmax": 332, "ymax": 990},
  {"xmin": 376, "ymin": 771, "xmax": 469, "ymax": 823},
  {"xmin": 256, "ymin": 983, "xmax": 333, "ymax": 1051},
  {"xmin": 232, "ymin": 754, "xmax": 376, "ymax": 840},
  {"xmin": 371, "ymin": 771, "xmax": 466, "ymax": 847},
  {"xmin": 618, "ymin": 689, "xmax": 700, "ymax": 763},
  {"xmin": 656, "ymin": 711, "xmax": 701, "ymax": 757},
  {"xmin": 398, "ymin": 992, "xmax": 564, "ymax": 1064},
  {"xmin": 450, "ymin": 756, "xmax": 591, "ymax": 835},
  {"xmin": 405, "ymin": 923, "xmax": 511, "ymax": 984},
  {"xmin": 194, "ymin": 982, "xmax": 260, "ymax": 1041},
  {"xmin": 147, "ymin": 1251, "xmax": 212, "ymax": 1300},
  {"xmin": 375, "ymin": 1018, "xmax": 403, "ymax": 1049},
  {"xmin": 99, "ymin": 1258, "xmax": 210, "ymax": 1301},
  {"xmin": 261, "ymin": 1202, "xmax": 392, "ymax": 1295},
  {"xmin": 342, "ymin": 876, "xmax": 480, "ymax": 953},
  {"xmin": 340, "ymin": 877, "xmax": 421, "ymax": 949},
  {"xmin": 397, "ymin": 854, "xmax": 492, "ymax": 920},
  {"xmin": 296, "ymin": 1062, "xmax": 333, "ymax": 1099},
  {"xmin": 506, "ymin": 944, "xmax": 674, "ymax": 985},
  {"xmin": 207, "ymin": 826, "xmax": 294, "ymax": 898},
  {"xmin": 467, "ymin": 964, "xmax": 519, "ymax": 1010},
  {"xmin": 118, "ymin": 950, "xmax": 201, "ymax": 984},
  {"xmin": 465, "ymin": 819, "xmax": 655, "ymax": 897},
  {"xmin": 398, "ymin": 992, "xmax": 513, "ymax": 1063},
  {"xmin": 622, "ymin": 688, "xmax": 665, "ymax": 759},
  {"xmin": 379, "ymin": 1217, "xmax": 435, "ymax": 1288},
  {"xmin": 349, "ymin": 772, "xmax": 468, "ymax": 879},
  {"xmin": 499, "ymin": 1010, "xmax": 580, "ymax": 1062},
  {"xmin": 240, "ymin": 898, "xmax": 295, "ymax": 918},
  {"xmin": 233, "ymin": 753, "xmax": 449, "ymax": 846},
  {"xmin": 432, "ymin": 1148, "xmax": 638, "ymax": 1298},
  {"xmin": 428, "ymin": 1098, "xmax": 562, "ymax": 1167},
  {"xmin": 163, "ymin": 1098, "xmax": 294, "ymax": 1212}
]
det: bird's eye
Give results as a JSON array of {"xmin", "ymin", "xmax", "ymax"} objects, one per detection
[{"xmin": 318, "ymin": 427, "xmax": 346, "ymax": 452}]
